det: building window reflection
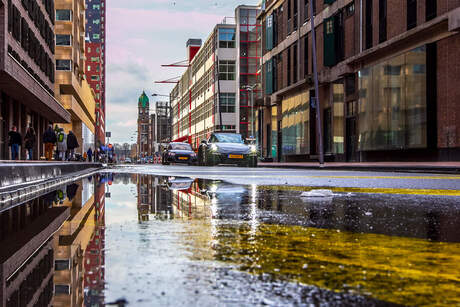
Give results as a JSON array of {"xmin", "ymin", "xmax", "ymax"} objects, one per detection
[{"xmin": 358, "ymin": 45, "xmax": 427, "ymax": 151}]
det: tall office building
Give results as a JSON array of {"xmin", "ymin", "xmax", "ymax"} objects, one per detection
[
  {"xmin": 55, "ymin": 0, "xmax": 96, "ymax": 154},
  {"xmin": 85, "ymin": 0, "xmax": 106, "ymax": 147}
]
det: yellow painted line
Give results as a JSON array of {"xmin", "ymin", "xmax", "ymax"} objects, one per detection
[{"xmin": 258, "ymin": 185, "xmax": 460, "ymax": 196}]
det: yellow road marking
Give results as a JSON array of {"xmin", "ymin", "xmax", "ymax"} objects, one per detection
[{"xmin": 258, "ymin": 185, "xmax": 460, "ymax": 196}]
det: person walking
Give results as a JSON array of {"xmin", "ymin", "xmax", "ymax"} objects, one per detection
[
  {"xmin": 56, "ymin": 128, "xmax": 67, "ymax": 161},
  {"xmin": 43, "ymin": 125, "xmax": 57, "ymax": 161},
  {"xmin": 8, "ymin": 126, "xmax": 22, "ymax": 160},
  {"xmin": 24, "ymin": 127, "xmax": 36, "ymax": 160},
  {"xmin": 87, "ymin": 147, "xmax": 93, "ymax": 162},
  {"xmin": 67, "ymin": 131, "xmax": 79, "ymax": 160}
]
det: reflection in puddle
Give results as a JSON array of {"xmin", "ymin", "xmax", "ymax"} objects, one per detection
[{"xmin": 1, "ymin": 172, "xmax": 460, "ymax": 306}]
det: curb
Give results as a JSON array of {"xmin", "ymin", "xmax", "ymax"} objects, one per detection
[{"xmin": 257, "ymin": 164, "xmax": 460, "ymax": 174}]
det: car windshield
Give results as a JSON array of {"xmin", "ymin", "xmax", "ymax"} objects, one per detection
[
  {"xmin": 214, "ymin": 134, "xmax": 244, "ymax": 143},
  {"xmin": 171, "ymin": 143, "xmax": 192, "ymax": 150}
]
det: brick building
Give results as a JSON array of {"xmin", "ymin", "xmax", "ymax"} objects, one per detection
[
  {"xmin": 85, "ymin": 0, "xmax": 106, "ymax": 147},
  {"xmin": 0, "ymin": 0, "xmax": 71, "ymax": 160},
  {"xmin": 259, "ymin": 0, "xmax": 460, "ymax": 162}
]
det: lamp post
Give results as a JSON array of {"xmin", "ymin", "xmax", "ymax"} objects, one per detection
[
  {"xmin": 241, "ymin": 84, "xmax": 257, "ymax": 142},
  {"xmin": 309, "ymin": 0, "xmax": 324, "ymax": 166}
]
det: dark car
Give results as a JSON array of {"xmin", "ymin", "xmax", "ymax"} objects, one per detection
[
  {"xmin": 198, "ymin": 133, "xmax": 258, "ymax": 167},
  {"xmin": 162, "ymin": 142, "xmax": 197, "ymax": 165}
]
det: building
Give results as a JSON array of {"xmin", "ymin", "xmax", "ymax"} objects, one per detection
[
  {"xmin": 149, "ymin": 100, "xmax": 171, "ymax": 153},
  {"xmin": 259, "ymin": 0, "xmax": 460, "ymax": 162},
  {"xmin": 0, "ymin": 195, "xmax": 69, "ymax": 306},
  {"xmin": 0, "ymin": 0, "xmax": 71, "ymax": 160},
  {"xmin": 85, "ymin": 0, "xmax": 106, "ymax": 147},
  {"xmin": 55, "ymin": 0, "xmax": 96, "ymax": 154},
  {"xmin": 170, "ymin": 5, "xmax": 261, "ymax": 149},
  {"xmin": 137, "ymin": 91, "xmax": 150, "ymax": 158}
]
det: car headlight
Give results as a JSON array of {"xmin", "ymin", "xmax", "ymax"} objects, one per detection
[
  {"xmin": 210, "ymin": 144, "xmax": 218, "ymax": 152},
  {"xmin": 249, "ymin": 145, "xmax": 257, "ymax": 153}
]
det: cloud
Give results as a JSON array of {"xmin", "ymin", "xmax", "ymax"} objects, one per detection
[{"xmin": 106, "ymin": 0, "xmax": 259, "ymax": 144}]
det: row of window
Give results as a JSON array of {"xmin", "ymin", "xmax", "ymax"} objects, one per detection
[{"xmin": 17, "ymin": 0, "xmax": 55, "ymax": 52}]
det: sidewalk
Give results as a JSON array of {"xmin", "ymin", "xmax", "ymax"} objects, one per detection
[
  {"xmin": 258, "ymin": 161, "xmax": 460, "ymax": 173},
  {"xmin": 0, "ymin": 160, "xmax": 103, "ymax": 190}
]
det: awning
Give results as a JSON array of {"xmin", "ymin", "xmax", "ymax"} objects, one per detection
[{"xmin": 172, "ymin": 135, "xmax": 192, "ymax": 144}]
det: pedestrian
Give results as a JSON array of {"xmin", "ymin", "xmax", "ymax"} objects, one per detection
[
  {"xmin": 24, "ymin": 127, "xmax": 36, "ymax": 160},
  {"xmin": 8, "ymin": 126, "xmax": 22, "ymax": 160},
  {"xmin": 83, "ymin": 151, "xmax": 88, "ymax": 161},
  {"xmin": 56, "ymin": 128, "xmax": 67, "ymax": 161},
  {"xmin": 67, "ymin": 130, "xmax": 79, "ymax": 160},
  {"xmin": 43, "ymin": 125, "xmax": 57, "ymax": 161},
  {"xmin": 87, "ymin": 147, "xmax": 93, "ymax": 162}
]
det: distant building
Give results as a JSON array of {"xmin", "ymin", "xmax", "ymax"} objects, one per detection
[
  {"xmin": 137, "ymin": 91, "xmax": 150, "ymax": 158},
  {"xmin": 85, "ymin": 0, "xmax": 106, "ymax": 147},
  {"xmin": 170, "ymin": 5, "xmax": 261, "ymax": 148},
  {"xmin": 0, "ymin": 0, "xmax": 71, "ymax": 160}
]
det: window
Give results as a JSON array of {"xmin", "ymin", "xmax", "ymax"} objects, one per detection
[
  {"xmin": 287, "ymin": 47, "xmax": 291, "ymax": 86},
  {"xmin": 93, "ymin": 19, "xmax": 100, "ymax": 24},
  {"xmin": 91, "ymin": 75, "xmax": 100, "ymax": 81},
  {"xmin": 426, "ymin": 0, "xmax": 436, "ymax": 21},
  {"xmin": 219, "ymin": 28, "xmax": 235, "ymax": 48},
  {"xmin": 55, "ymin": 285, "xmax": 71, "ymax": 295},
  {"xmin": 293, "ymin": 43, "xmax": 298, "ymax": 83},
  {"xmin": 93, "ymin": 4, "xmax": 100, "ymax": 10},
  {"xmin": 407, "ymin": 0, "xmax": 417, "ymax": 30},
  {"xmin": 56, "ymin": 9, "xmax": 71, "ymax": 21},
  {"xmin": 56, "ymin": 34, "xmax": 71, "ymax": 46},
  {"xmin": 219, "ymin": 60, "xmax": 235, "ymax": 80},
  {"xmin": 346, "ymin": 2, "xmax": 355, "ymax": 17},
  {"xmin": 87, "ymin": 65, "xmax": 91, "ymax": 71},
  {"xmin": 56, "ymin": 59, "xmax": 71, "ymax": 70},
  {"xmin": 379, "ymin": 0, "xmax": 387, "ymax": 43},
  {"xmin": 304, "ymin": 35, "xmax": 308, "ymax": 75},
  {"xmin": 365, "ymin": 0, "xmax": 373, "ymax": 49},
  {"xmin": 219, "ymin": 93, "xmax": 236, "ymax": 112},
  {"xmin": 91, "ymin": 57, "xmax": 100, "ymax": 63},
  {"xmin": 93, "ymin": 33, "xmax": 100, "ymax": 40},
  {"xmin": 55, "ymin": 260, "xmax": 70, "ymax": 271}
]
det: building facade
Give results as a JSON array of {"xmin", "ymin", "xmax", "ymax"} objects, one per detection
[
  {"xmin": 170, "ymin": 5, "xmax": 261, "ymax": 149},
  {"xmin": 137, "ymin": 91, "xmax": 150, "ymax": 158},
  {"xmin": 0, "ymin": 0, "xmax": 71, "ymax": 160},
  {"xmin": 55, "ymin": 0, "xmax": 96, "ymax": 154},
  {"xmin": 259, "ymin": 0, "xmax": 460, "ymax": 162},
  {"xmin": 85, "ymin": 0, "xmax": 106, "ymax": 147}
]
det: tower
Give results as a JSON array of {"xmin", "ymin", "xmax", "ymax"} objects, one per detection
[{"xmin": 137, "ymin": 92, "xmax": 150, "ymax": 158}]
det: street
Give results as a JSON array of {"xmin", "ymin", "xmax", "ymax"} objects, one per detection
[{"xmin": 99, "ymin": 165, "xmax": 460, "ymax": 306}]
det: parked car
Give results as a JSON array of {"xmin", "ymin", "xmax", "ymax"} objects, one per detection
[
  {"xmin": 162, "ymin": 142, "xmax": 197, "ymax": 165},
  {"xmin": 198, "ymin": 132, "xmax": 258, "ymax": 167},
  {"xmin": 124, "ymin": 157, "xmax": 132, "ymax": 163}
]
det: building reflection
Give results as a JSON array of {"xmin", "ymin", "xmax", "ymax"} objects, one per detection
[
  {"xmin": 83, "ymin": 174, "xmax": 107, "ymax": 306},
  {"xmin": 0, "ymin": 192, "xmax": 70, "ymax": 307}
]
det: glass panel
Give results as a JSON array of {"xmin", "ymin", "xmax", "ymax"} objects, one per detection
[
  {"xmin": 333, "ymin": 83, "xmax": 345, "ymax": 154},
  {"xmin": 56, "ymin": 9, "xmax": 71, "ymax": 21},
  {"xmin": 56, "ymin": 34, "xmax": 71, "ymax": 46},
  {"xmin": 358, "ymin": 46, "xmax": 427, "ymax": 151}
]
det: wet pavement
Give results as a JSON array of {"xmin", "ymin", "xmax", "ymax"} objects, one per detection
[{"xmin": 1, "ymin": 170, "xmax": 460, "ymax": 306}]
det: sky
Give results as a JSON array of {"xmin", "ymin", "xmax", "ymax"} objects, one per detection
[{"xmin": 106, "ymin": 0, "xmax": 259, "ymax": 144}]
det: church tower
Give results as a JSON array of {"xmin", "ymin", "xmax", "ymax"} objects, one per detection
[{"xmin": 137, "ymin": 91, "xmax": 150, "ymax": 158}]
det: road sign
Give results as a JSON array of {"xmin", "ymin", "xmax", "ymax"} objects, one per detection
[{"xmin": 106, "ymin": 132, "xmax": 111, "ymax": 138}]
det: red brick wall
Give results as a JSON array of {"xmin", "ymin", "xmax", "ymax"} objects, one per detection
[{"xmin": 437, "ymin": 33, "xmax": 460, "ymax": 148}]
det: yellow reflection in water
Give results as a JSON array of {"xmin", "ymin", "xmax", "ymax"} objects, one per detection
[{"xmin": 210, "ymin": 223, "xmax": 460, "ymax": 306}]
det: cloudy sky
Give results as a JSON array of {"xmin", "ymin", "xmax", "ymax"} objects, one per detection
[{"xmin": 106, "ymin": 0, "xmax": 259, "ymax": 144}]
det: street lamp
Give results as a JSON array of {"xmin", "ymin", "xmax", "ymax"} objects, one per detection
[{"xmin": 241, "ymin": 84, "xmax": 257, "ymax": 142}]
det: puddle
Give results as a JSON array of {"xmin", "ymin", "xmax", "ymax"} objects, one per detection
[{"xmin": 1, "ymin": 172, "xmax": 460, "ymax": 306}]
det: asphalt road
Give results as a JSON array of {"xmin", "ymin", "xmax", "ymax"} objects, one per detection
[{"xmin": 111, "ymin": 164, "xmax": 460, "ymax": 195}]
